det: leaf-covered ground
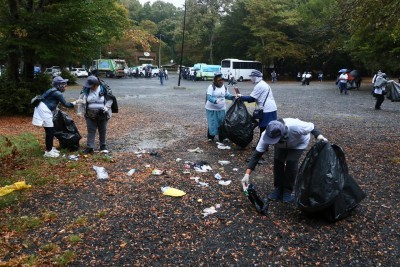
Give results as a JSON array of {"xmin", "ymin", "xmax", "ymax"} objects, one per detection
[{"xmin": 0, "ymin": 77, "xmax": 399, "ymax": 266}]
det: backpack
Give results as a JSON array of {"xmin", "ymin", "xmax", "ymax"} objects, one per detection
[
  {"xmin": 100, "ymin": 80, "xmax": 118, "ymax": 113},
  {"xmin": 31, "ymin": 88, "xmax": 57, "ymax": 107}
]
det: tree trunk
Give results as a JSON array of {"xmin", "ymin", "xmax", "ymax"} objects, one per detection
[{"xmin": 7, "ymin": 0, "xmax": 21, "ymax": 82}]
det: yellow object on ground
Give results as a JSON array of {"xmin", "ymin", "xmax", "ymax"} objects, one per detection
[
  {"xmin": 162, "ymin": 187, "xmax": 186, "ymax": 197},
  {"xmin": 0, "ymin": 181, "xmax": 32, "ymax": 197}
]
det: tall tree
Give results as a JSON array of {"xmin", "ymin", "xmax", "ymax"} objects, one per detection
[{"xmin": 0, "ymin": 0, "xmax": 129, "ymax": 82}]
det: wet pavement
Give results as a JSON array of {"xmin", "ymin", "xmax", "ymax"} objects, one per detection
[{"xmin": 65, "ymin": 74, "xmax": 400, "ymax": 152}]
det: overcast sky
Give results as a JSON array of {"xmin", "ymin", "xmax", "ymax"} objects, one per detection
[{"xmin": 139, "ymin": 0, "xmax": 185, "ymax": 8}]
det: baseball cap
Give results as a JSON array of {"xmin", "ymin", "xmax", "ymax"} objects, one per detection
[
  {"xmin": 52, "ymin": 76, "xmax": 68, "ymax": 86},
  {"xmin": 84, "ymin": 75, "xmax": 100, "ymax": 87},
  {"xmin": 249, "ymin": 70, "xmax": 263, "ymax": 77},
  {"xmin": 263, "ymin": 120, "xmax": 286, "ymax": 145}
]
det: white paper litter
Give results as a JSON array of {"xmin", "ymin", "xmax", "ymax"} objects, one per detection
[{"xmin": 218, "ymin": 180, "xmax": 232, "ymax": 186}]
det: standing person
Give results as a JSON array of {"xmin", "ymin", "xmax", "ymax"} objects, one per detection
[
  {"xmin": 372, "ymin": 72, "xmax": 388, "ymax": 110},
  {"xmin": 296, "ymin": 72, "xmax": 302, "ymax": 82},
  {"xmin": 271, "ymin": 70, "xmax": 277, "ymax": 83},
  {"xmin": 318, "ymin": 72, "xmax": 323, "ymax": 82},
  {"xmin": 193, "ymin": 69, "xmax": 197, "ymax": 82},
  {"xmin": 32, "ymin": 76, "xmax": 79, "ymax": 158},
  {"xmin": 164, "ymin": 69, "xmax": 168, "ymax": 80},
  {"xmin": 239, "ymin": 70, "xmax": 277, "ymax": 138},
  {"xmin": 301, "ymin": 72, "xmax": 307, "ymax": 85},
  {"xmin": 228, "ymin": 75, "xmax": 236, "ymax": 86},
  {"xmin": 79, "ymin": 76, "xmax": 115, "ymax": 154},
  {"xmin": 241, "ymin": 118, "xmax": 328, "ymax": 203},
  {"xmin": 205, "ymin": 72, "xmax": 235, "ymax": 142},
  {"xmin": 338, "ymin": 71, "xmax": 349, "ymax": 94},
  {"xmin": 305, "ymin": 72, "xmax": 312, "ymax": 85},
  {"xmin": 159, "ymin": 69, "xmax": 165, "ymax": 85}
]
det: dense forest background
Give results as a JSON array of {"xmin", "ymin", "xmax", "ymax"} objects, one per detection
[{"xmin": 0, "ymin": 0, "xmax": 399, "ymax": 113}]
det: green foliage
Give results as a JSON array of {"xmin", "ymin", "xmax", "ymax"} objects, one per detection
[{"xmin": 0, "ymin": 74, "xmax": 51, "ymax": 115}]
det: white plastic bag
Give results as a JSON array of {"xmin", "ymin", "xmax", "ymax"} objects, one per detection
[{"xmin": 93, "ymin": 165, "xmax": 109, "ymax": 179}]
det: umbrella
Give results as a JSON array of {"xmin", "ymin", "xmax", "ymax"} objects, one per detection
[
  {"xmin": 350, "ymin": 70, "xmax": 360, "ymax": 77},
  {"xmin": 338, "ymin": 68, "xmax": 348, "ymax": 73}
]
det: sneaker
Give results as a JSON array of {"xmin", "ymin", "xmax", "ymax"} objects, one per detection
[
  {"xmin": 282, "ymin": 192, "xmax": 294, "ymax": 203},
  {"xmin": 268, "ymin": 187, "xmax": 283, "ymax": 201},
  {"xmin": 44, "ymin": 150, "xmax": 59, "ymax": 158},
  {"xmin": 100, "ymin": 145, "xmax": 107, "ymax": 151},
  {"xmin": 51, "ymin": 147, "xmax": 60, "ymax": 154},
  {"xmin": 82, "ymin": 148, "xmax": 94, "ymax": 154}
]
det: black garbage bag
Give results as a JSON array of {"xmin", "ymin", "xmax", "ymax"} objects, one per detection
[
  {"xmin": 246, "ymin": 183, "xmax": 269, "ymax": 215},
  {"xmin": 295, "ymin": 142, "xmax": 366, "ymax": 222},
  {"xmin": 386, "ymin": 81, "xmax": 400, "ymax": 102},
  {"xmin": 53, "ymin": 110, "xmax": 81, "ymax": 151},
  {"xmin": 219, "ymin": 98, "xmax": 254, "ymax": 148}
]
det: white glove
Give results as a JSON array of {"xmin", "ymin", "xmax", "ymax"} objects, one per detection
[
  {"xmin": 103, "ymin": 106, "xmax": 109, "ymax": 112},
  {"xmin": 241, "ymin": 174, "xmax": 250, "ymax": 189},
  {"xmin": 71, "ymin": 101, "xmax": 76, "ymax": 105},
  {"xmin": 216, "ymin": 99, "xmax": 221, "ymax": 104},
  {"xmin": 317, "ymin": 134, "xmax": 328, "ymax": 142},
  {"xmin": 75, "ymin": 99, "xmax": 84, "ymax": 104},
  {"xmin": 235, "ymin": 94, "xmax": 242, "ymax": 98}
]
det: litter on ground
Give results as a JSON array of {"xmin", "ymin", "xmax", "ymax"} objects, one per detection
[
  {"xmin": 93, "ymin": 166, "xmax": 109, "ymax": 179},
  {"xmin": 187, "ymin": 147, "xmax": 203, "ymax": 153},
  {"xmin": 0, "ymin": 181, "xmax": 32, "ymax": 196},
  {"xmin": 161, "ymin": 186, "xmax": 186, "ymax": 197},
  {"xmin": 218, "ymin": 180, "xmax": 232, "ymax": 186}
]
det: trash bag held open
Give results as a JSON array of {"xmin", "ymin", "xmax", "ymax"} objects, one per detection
[
  {"xmin": 53, "ymin": 110, "xmax": 81, "ymax": 151},
  {"xmin": 219, "ymin": 98, "xmax": 254, "ymax": 148},
  {"xmin": 294, "ymin": 141, "xmax": 366, "ymax": 222}
]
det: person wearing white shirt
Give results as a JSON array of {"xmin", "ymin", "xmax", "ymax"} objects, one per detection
[{"xmin": 241, "ymin": 118, "xmax": 328, "ymax": 203}]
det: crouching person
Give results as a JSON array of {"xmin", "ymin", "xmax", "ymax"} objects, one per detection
[{"xmin": 241, "ymin": 118, "xmax": 328, "ymax": 203}]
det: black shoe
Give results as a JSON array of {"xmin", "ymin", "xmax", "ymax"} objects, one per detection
[
  {"xmin": 82, "ymin": 148, "xmax": 94, "ymax": 154},
  {"xmin": 100, "ymin": 145, "xmax": 107, "ymax": 151}
]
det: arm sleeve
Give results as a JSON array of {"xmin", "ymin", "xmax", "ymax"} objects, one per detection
[
  {"xmin": 225, "ymin": 93, "xmax": 234, "ymax": 100},
  {"xmin": 206, "ymin": 94, "xmax": 218, "ymax": 104},
  {"xmin": 58, "ymin": 94, "xmax": 74, "ymax": 108},
  {"xmin": 240, "ymin": 95, "xmax": 256, "ymax": 102},
  {"xmin": 310, "ymin": 127, "xmax": 322, "ymax": 138},
  {"xmin": 247, "ymin": 150, "xmax": 265, "ymax": 171}
]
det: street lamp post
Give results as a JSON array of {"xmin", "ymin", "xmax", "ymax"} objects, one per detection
[{"xmin": 177, "ymin": 0, "xmax": 187, "ymax": 87}]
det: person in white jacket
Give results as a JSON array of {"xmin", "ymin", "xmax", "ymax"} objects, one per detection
[{"xmin": 241, "ymin": 118, "xmax": 328, "ymax": 203}]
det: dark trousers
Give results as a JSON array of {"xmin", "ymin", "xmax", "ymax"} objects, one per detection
[
  {"xmin": 375, "ymin": 94, "xmax": 384, "ymax": 109},
  {"xmin": 44, "ymin": 127, "xmax": 55, "ymax": 151},
  {"xmin": 273, "ymin": 147, "xmax": 304, "ymax": 193}
]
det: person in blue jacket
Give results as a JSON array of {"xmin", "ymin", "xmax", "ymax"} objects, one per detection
[{"xmin": 32, "ymin": 76, "xmax": 78, "ymax": 158}]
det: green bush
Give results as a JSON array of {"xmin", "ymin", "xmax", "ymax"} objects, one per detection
[{"xmin": 0, "ymin": 74, "xmax": 51, "ymax": 115}]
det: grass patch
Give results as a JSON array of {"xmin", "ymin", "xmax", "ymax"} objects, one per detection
[
  {"xmin": 40, "ymin": 243, "xmax": 59, "ymax": 252},
  {"xmin": 96, "ymin": 210, "xmax": 108, "ymax": 218},
  {"xmin": 73, "ymin": 216, "xmax": 88, "ymax": 226},
  {"xmin": 0, "ymin": 133, "xmax": 42, "ymax": 158},
  {"xmin": 3, "ymin": 216, "xmax": 43, "ymax": 232},
  {"xmin": 54, "ymin": 250, "xmax": 75, "ymax": 266},
  {"xmin": 68, "ymin": 234, "xmax": 83, "ymax": 243}
]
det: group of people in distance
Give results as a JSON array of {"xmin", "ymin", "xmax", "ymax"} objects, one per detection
[{"xmin": 204, "ymin": 71, "xmax": 327, "ymax": 203}]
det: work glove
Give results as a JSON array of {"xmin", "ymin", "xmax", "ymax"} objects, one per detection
[
  {"xmin": 216, "ymin": 99, "xmax": 221, "ymax": 104},
  {"xmin": 317, "ymin": 134, "xmax": 328, "ymax": 142},
  {"xmin": 103, "ymin": 106, "xmax": 109, "ymax": 113},
  {"xmin": 235, "ymin": 94, "xmax": 242, "ymax": 98},
  {"xmin": 71, "ymin": 101, "xmax": 76, "ymax": 105},
  {"xmin": 241, "ymin": 174, "xmax": 250, "ymax": 189},
  {"xmin": 75, "ymin": 99, "xmax": 84, "ymax": 104}
]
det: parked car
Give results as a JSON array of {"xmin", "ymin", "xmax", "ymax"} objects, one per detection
[
  {"xmin": 44, "ymin": 66, "xmax": 61, "ymax": 77},
  {"xmin": 71, "ymin": 68, "xmax": 89, "ymax": 78}
]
